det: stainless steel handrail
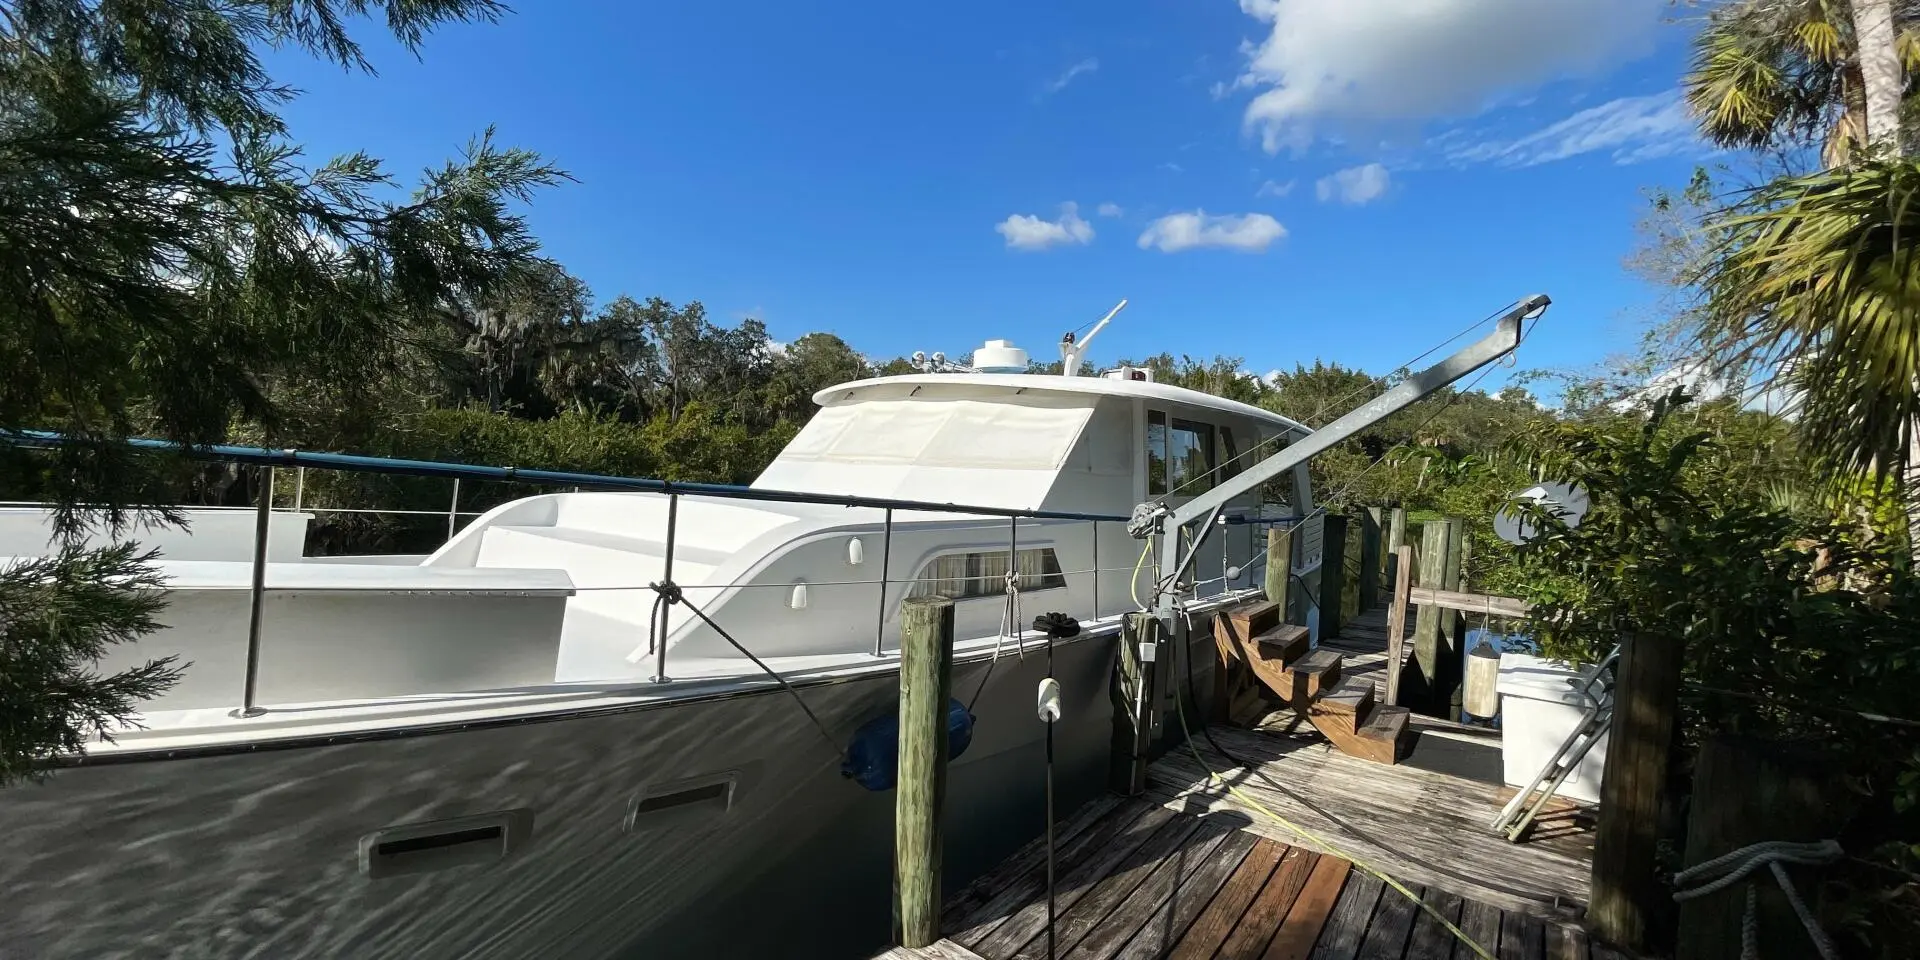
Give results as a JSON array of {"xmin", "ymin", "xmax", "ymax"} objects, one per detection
[
  {"xmin": 232, "ymin": 466, "xmax": 272, "ymax": 719},
  {"xmin": 5, "ymin": 430, "xmax": 1287, "ymax": 712}
]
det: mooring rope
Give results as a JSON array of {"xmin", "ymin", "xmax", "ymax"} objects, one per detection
[
  {"xmin": 1672, "ymin": 839, "xmax": 1843, "ymax": 960},
  {"xmin": 647, "ymin": 580, "xmax": 843, "ymax": 760}
]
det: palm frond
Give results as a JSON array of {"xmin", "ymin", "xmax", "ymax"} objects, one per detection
[
  {"xmin": 1693, "ymin": 160, "xmax": 1920, "ymax": 486},
  {"xmin": 1688, "ymin": 27, "xmax": 1792, "ymax": 150}
]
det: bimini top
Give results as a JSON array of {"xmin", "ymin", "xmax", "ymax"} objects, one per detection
[{"xmin": 812, "ymin": 373, "xmax": 1312, "ymax": 438}]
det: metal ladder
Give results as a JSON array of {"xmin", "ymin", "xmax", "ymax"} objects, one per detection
[{"xmin": 1490, "ymin": 644, "xmax": 1618, "ymax": 842}]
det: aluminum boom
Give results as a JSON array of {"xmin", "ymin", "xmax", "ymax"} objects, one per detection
[{"xmin": 1144, "ymin": 294, "xmax": 1549, "ymax": 619}]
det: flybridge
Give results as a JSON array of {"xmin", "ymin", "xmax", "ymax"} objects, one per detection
[{"xmin": 1132, "ymin": 294, "xmax": 1552, "ymax": 621}]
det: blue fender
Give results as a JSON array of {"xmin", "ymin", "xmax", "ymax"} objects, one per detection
[{"xmin": 841, "ymin": 699, "xmax": 975, "ymax": 791}]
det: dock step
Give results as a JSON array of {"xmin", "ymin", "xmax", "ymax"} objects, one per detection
[
  {"xmin": 1278, "ymin": 648, "xmax": 1342, "ymax": 702},
  {"xmin": 1253, "ymin": 624, "xmax": 1310, "ymax": 664},
  {"xmin": 1351, "ymin": 705, "xmax": 1412, "ymax": 762},
  {"xmin": 1211, "ymin": 606, "xmax": 1406, "ymax": 764},
  {"xmin": 1307, "ymin": 676, "xmax": 1374, "ymax": 734},
  {"xmin": 1214, "ymin": 600, "xmax": 1281, "ymax": 653}
]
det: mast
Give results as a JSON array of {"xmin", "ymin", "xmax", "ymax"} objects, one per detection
[{"xmin": 1059, "ymin": 300, "xmax": 1127, "ymax": 377}]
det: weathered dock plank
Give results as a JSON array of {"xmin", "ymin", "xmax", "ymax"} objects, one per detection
[
  {"xmin": 1003, "ymin": 815, "xmax": 1215, "ymax": 960},
  {"xmin": 1166, "ymin": 838, "xmax": 1286, "ymax": 960},
  {"xmin": 1354, "ymin": 883, "xmax": 1423, "ymax": 959},
  {"xmin": 1059, "ymin": 819, "xmax": 1238, "ymax": 960},
  {"xmin": 1310, "ymin": 871, "xmax": 1385, "ymax": 959},
  {"xmin": 1403, "ymin": 889, "xmax": 1465, "ymax": 960},
  {"xmin": 1255, "ymin": 852, "xmax": 1349, "ymax": 960},
  {"xmin": 952, "ymin": 802, "xmax": 1168, "ymax": 949},
  {"xmin": 1147, "ymin": 723, "xmax": 1590, "ymax": 917},
  {"xmin": 1106, "ymin": 828, "xmax": 1260, "ymax": 960}
]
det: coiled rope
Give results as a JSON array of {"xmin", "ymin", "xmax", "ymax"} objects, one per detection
[{"xmin": 1672, "ymin": 840, "xmax": 1843, "ymax": 960}]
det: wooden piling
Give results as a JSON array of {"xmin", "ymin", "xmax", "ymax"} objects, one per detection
[
  {"xmin": 1358, "ymin": 507, "xmax": 1383, "ymax": 611},
  {"xmin": 896, "ymin": 596, "xmax": 955, "ymax": 948},
  {"xmin": 1384, "ymin": 507, "xmax": 1407, "ymax": 589},
  {"xmin": 1265, "ymin": 526, "xmax": 1294, "ymax": 623},
  {"xmin": 1404, "ymin": 519, "xmax": 1457, "ymax": 717},
  {"xmin": 1318, "ymin": 514, "xmax": 1348, "ymax": 638},
  {"xmin": 1442, "ymin": 517, "xmax": 1469, "ymax": 721},
  {"xmin": 1589, "ymin": 630, "xmax": 1684, "ymax": 952},
  {"xmin": 1676, "ymin": 737, "xmax": 1853, "ymax": 960},
  {"xmin": 1384, "ymin": 544, "xmax": 1413, "ymax": 706}
]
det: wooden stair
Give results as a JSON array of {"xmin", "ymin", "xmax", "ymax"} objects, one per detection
[{"xmin": 1212, "ymin": 601, "xmax": 1410, "ymax": 764}]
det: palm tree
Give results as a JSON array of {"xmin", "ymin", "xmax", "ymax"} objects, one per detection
[
  {"xmin": 1686, "ymin": 0, "xmax": 1919, "ymax": 166},
  {"xmin": 1686, "ymin": 0, "xmax": 1920, "ymax": 552}
]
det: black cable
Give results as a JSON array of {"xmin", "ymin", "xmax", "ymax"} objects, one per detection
[
  {"xmin": 1032, "ymin": 613, "xmax": 1075, "ymax": 960},
  {"xmin": 1045, "ymin": 703, "xmax": 1056, "ymax": 960}
]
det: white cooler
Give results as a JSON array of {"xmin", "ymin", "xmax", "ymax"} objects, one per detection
[{"xmin": 1497, "ymin": 652, "xmax": 1610, "ymax": 804}]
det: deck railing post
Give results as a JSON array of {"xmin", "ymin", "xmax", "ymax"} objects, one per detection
[
  {"xmin": 1384, "ymin": 506, "xmax": 1407, "ymax": 590},
  {"xmin": 1384, "ymin": 544, "xmax": 1413, "ymax": 706},
  {"xmin": 1090, "ymin": 521, "xmax": 1100, "ymax": 619},
  {"xmin": 231, "ymin": 465, "xmax": 273, "ymax": 719},
  {"xmin": 293, "ymin": 465, "xmax": 305, "ymax": 511},
  {"xmin": 652, "ymin": 492, "xmax": 678, "ymax": 683},
  {"xmin": 874, "ymin": 507, "xmax": 892, "ymax": 656},
  {"xmin": 447, "ymin": 477, "xmax": 461, "ymax": 541},
  {"xmin": 896, "ymin": 596, "xmax": 955, "ymax": 948},
  {"xmin": 1218, "ymin": 514, "xmax": 1231, "ymax": 594}
]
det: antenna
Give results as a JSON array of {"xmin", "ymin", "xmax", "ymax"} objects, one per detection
[{"xmin": 1059, "ymin": 299, "xmax": 1128, "ymax": 377}]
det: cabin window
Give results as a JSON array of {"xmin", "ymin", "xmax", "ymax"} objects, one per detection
[
  {"xmin": 908, "ymin": 548, "xmax": 1066, "ymax": 601},
  {"xmin": 1146, "ymin": 411, "xmax": 1168, "ymax": 495},
  {"xmin": 1219, "ymin": 427, "xmax": 1241, "ymax": 480},
  {"xmin": 1167, "ymin": 419, "xmax": 1216, "ymax": 495}
]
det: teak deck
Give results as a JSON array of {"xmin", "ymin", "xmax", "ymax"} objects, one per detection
[{"xmin": 881, "ymin": 800, "xmax": 1620, "ymax": 960}]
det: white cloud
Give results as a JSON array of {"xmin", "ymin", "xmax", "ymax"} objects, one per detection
[
  {"xmin": 1314, "ymin": 164, "xmax": 1390, "ymax": 204},
  {"xmin": 1096, "ymin": 202, "xmax": 1125, "ymax": 218},
  {"xmin": 1231, "ymin": 0, "xmax": 1665, "ymax": 153},
  {"xmin": 1159, "ymin": 161, "xmax": 1186, "ymax": 174},
  {"xmin": 1042, "ymin": 57, "xmax": 1099, "ymax": 96},
  {"xmin": 1136, "ymin": 211, "xmax": 1286, "ymax": 253},
  {"xmin": 995, "ymin": 202, "xmax": 1095, "ymax": 251},
  {"xmin": 1255, "ymin": 179, "xmax": 1295, "ymax": 198},
  {"xmin": 1448, "ymin": 91, "xmax": 1696, "ymax": 167}
]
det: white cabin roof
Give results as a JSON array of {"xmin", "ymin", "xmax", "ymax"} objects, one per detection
[{"xmin": 812, "ymin": 373, "xmax": 1312, "ymax": 437}]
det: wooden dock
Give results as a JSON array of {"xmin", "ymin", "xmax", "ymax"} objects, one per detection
[
  {"xmin": 880, "ymin": 798, "xmax": 1617, "ymax": 960},
  {"xmin": 871, "ymin": 598, "xmax": 1612, "ymax": 960},
  {"xmin": 1176, "ymin": 602, "xmax": 1590, "ymax": 916}
]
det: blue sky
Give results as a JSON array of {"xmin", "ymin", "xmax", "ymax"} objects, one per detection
[{"xmin": 264, "ymin": 0, "xmax": 1705, "ymax": 396}]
